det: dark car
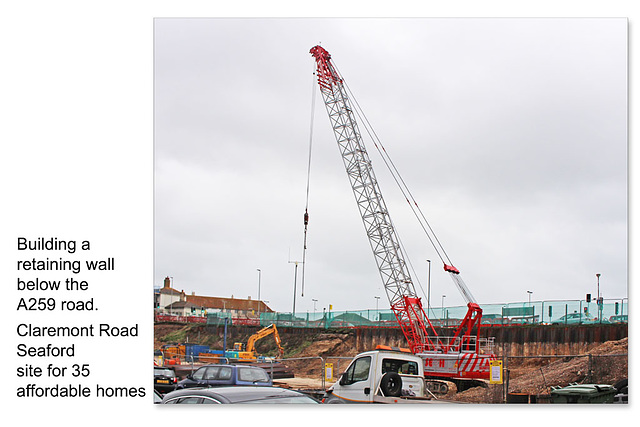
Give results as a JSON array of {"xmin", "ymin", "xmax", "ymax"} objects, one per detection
[
  {"xmin": 161, "ymin": 386, "xmax": 319, "ymax": 404},
  {"xmin": 177, "ymin": 364, "xmax": 272, "ymax": 389},
  {"xmin": 154, "ymin": 366, "xmax": 178, "ymax": 393}
]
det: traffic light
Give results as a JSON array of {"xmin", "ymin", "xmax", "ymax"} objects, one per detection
[
  {"xmin": 586, "ymin": 293, "xmax": 591, "ymax": 303},
  {"xmin": 548, "ymin": 306, "xmax": 553, "ymax": 318},
  {"xmin": 615, "ymin": 302, "xmax": 619, "ymax": 315}
]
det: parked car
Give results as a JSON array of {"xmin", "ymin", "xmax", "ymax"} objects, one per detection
[
  {"xmin": 177, "ymin": 364, "xmax": 272, "ymax": 389},
  {"xmin": 551, "ymin": 312, "xmax": 610, "ymax": 325},
  {"xmin": 609, "ymin": 315, "xmax": 628, "ymax": 323},
  {"xmin": 154, "ymin": 366, "xmax": 178, "ymax": 393},
  {"xmin": 161, "ymin": 386, "xmax": 319, "ymax": 404}
]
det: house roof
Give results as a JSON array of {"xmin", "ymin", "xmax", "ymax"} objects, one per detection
[
  {"xmin": 186, "ymin": 295, "xmax": 273, "ymax": 313},
  {"xmin": 159, "ymin": 286, "xmax": 183, "ymax": 296},
  {"xmin": 165, "ymin": 301, "xmax": 199, "ymax": 309}
]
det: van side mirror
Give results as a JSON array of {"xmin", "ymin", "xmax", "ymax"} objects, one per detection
[{"xmin": 339, "ymin": 374, "xmax": 350, "ymax": 386}]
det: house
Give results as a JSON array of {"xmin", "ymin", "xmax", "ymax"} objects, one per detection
[
  {"xmin": 155, "ymin": 276, "xmax": 273, "ymax": 318},
  {"xmin": 186, "ymin": 293, "xmax": 273, "ymax": 319},
  {"xmin": 156, "ymin": 277, "xmax": 184, "ymax": 311},
  {"xmin": 164, "ymin": 300, "xmax": 203, "ymax": 317}
]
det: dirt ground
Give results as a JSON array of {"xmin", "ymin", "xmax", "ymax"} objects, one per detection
[{"xmin": 451, "ymin": 337, "xmax": 628, "ymax": 403}]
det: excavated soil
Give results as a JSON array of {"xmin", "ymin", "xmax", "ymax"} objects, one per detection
[{"xmin": 451, "ymin": 337, "xmax": 628, "ymax": 403}]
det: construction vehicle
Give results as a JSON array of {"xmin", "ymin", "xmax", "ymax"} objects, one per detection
[
  {"xmin": 309, "ymin": 45, "xmax": 496, "ymax": 391},
  {"xmin": 232, "ymin": 324, "xmax": 284, "ymax": 360}
]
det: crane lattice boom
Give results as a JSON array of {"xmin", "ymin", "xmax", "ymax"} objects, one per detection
[{"xmin": 310, "ymin": 45, "xmax": 442, "ymax": 353}]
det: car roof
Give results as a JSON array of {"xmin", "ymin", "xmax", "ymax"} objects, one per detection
[
  {"xmin": 162, "ymin": 386, "xmax": 310, "ymax": 404},
  {"xmin": 195, "ymin": 364, "xmax": 266, "ymax": 371}
]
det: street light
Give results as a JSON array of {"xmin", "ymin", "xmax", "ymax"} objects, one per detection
[
  {"xmin": 312, "ymin": 298, "xmax": 318, "ymax": 312},
  {"xmin": 426, "ymin": 259, "xmax": 432, "ymax": 315},
  {"xmin": 288, "ymin": 260, "xmax": 302, "ymax": 315},
  {"xmin": 596, "ymin": 273, "xmax": 602, "ymax": 321},
  {"xmin": 257, "ymin": 269, "xmax": 261, "ymax": 301},
  {"xmin": 256, "ymin": 269, "xmax": 262, "ymax": 320},
  {"xmin": 441, "ymin": 295, "xmax": 446, "ymax": 318},
  {"xmin": 374, "ymin": 296, "xmax": 380, "ymax": 311},
  {"xmin": 527, "ymin": 290, "xmax": 533, "ymax": 306}
]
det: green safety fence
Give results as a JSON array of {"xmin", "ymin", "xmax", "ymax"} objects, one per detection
[{"xmin": 252, "ymin": 298, "xmax": 628, "ymax": 329}]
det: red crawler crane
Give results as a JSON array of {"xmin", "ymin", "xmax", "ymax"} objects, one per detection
[{"xmin": 310, "ymin": 45, "xmax": 495, "ymax": 385}]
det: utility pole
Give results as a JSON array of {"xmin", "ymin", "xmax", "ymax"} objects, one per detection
[
  {"xmin": 289, "ymin": 260, "xmax": 302, "ymax": 316},
  {"xmin": 257, "ymin": 269, "xmax": 261, "ymax": 301},
  {"xmin": 426, "ymin": 259, "xmax": 431, "ymax": 316},
  {"xmin": 256, "ymin": 268, "xmax": 262, "ymax": 321},
  {"xmin": 596, "ymin": 273, "xmax": 601, "ymax": 322}
]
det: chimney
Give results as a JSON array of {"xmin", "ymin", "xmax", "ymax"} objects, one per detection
[
  {"xmin": 164, "ymin": 277, "xmax": 171, "ymax": 288},
  {"xmin": 180, "ymin": 290, "xmax": 186, "ymax": 302},
  {"xmin": 248, "ymin": 296, "xmax": 251, "ymax": 300},
  {"xmin": 192, "ymin": 291, "xmax": 196, "ymax": 296}
]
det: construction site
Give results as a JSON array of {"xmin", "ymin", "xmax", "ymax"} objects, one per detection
[
  {"xmin": 155, "ymin": 38, "xmax": 628, "ymax": 406},
  {"xmin": 154, "ymin": 320, "xmax": 628, "ymax": 403}
]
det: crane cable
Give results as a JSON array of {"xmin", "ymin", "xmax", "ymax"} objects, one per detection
[
  {"xmin": 336, "ymin": 67, "xmax": 454, "ymax": 268},
  {"xmin": 300, "ymin": 68, "xmax": 317, "ymax": 297},
  {"xmin": 338, "ymin": 65, "xmax": 478, "ymax": 305}
]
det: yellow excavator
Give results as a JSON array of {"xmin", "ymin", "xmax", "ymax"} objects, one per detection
[{"xmin": 233, "ymin": 324, "xmax": 284, "ymax": 360}]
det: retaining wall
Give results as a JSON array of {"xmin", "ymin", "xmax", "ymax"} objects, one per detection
[{"xmin": 190, "ymin": 323, "xmax": 628, "ymax": 357}]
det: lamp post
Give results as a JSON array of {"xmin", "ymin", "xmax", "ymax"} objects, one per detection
[
  {"xmin": 289, "ymin": 260, "xmax": 302, "ymax": 315},
  {"xmin": 257, "ymin": 269, "xmax": 261, "ymax": 301},
  {"xmin": 256, "ymin": 268, "xmax": 262, "ymax": 321},
  {"xmin": 441, "ymin": 295, "xmax": 446, "ymax": 318},
  {"xmin": 596, "ymin": 273, "xmax": 601, "ymax": 321},
  {"xmin": 312, "ymin": 298, "xmax": 318, "ymax": 313},
  {"xmin": 426, "ymin": 259, "xmax": 432, "ymax": 316},
  {"xmin": 527, "ymin": 290, "xmax": 533, "ymax": 306}
]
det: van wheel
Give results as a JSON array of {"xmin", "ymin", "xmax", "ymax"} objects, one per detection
[
  {"xmin": 323, "ymin": 395, "xmax": 345, "ymax": 404},
  {"xmin": 380, "ymin": 372, "xmax": 402, "ymax": 397}
]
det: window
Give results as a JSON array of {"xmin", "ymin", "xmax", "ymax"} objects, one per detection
[
  {"xmin": 203, "ymin": 366, "xmax": 232, "ymax": 380},
  {"xmin": 165, "ymin": 396, "xmax": 210, "ymax": 404},
  {"xmin": 342, "ymin": 356, "xmax": 371, "ymax": 385},
  {"xmin": 238, "ymin": 367, "xmax": 270, "ymax": 383},
  {"xmin": 154, "ymin": 368, "xmax": 175, "ymax": 377},
  {"xmin": 218, "ymin": 367, "xmax": 232, "ymax": 380},
  {"xmin": 178, "ymin": 397, "xmax": 203, "ymax": 404},
  {"xmin": 191, "ymin": 367, "xmax": 205, "ymax": 381},
  {"xmin": 203, "ymin": 367, "xmax": 220, "ymax": 380},
  {"xmin": 382, "ymin": 358, "xmax": 419, "ymax": 376}
]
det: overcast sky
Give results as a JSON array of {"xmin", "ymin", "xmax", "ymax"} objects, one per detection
[{"xmin": 154, "ymin": 18, "xmax": 627, "ymax": 314}]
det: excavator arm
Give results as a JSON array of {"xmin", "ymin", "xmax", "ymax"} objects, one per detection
[{"xmin": 246, "ymin": 324, "xmax": 284, "ymax": 358}]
